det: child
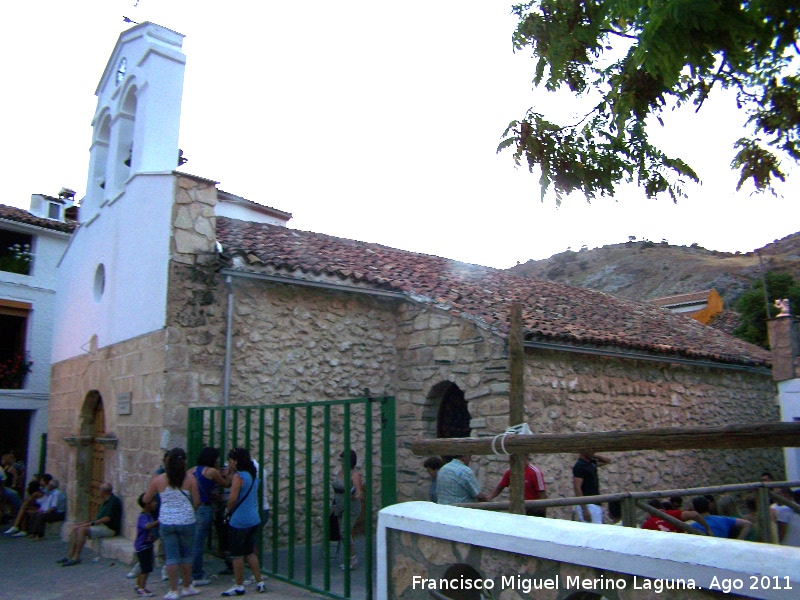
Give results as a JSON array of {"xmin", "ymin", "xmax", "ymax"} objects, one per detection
[{"xmin": 134, "ymin": 493, "xmax": 159, "ymax": 597}]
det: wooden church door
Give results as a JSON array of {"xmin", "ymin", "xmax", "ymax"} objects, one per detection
[{"xmin": 88, "ymin": 399, "xmax": 106, "ymax": 518}]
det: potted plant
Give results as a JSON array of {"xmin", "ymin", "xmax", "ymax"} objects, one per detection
[
  {"xmin": 0, "ymin": 354, "xmax": 33, "ymax": 389},
  {"xmin": 0, "ymin": 243, "xmax": 33, "ymax": 275}
]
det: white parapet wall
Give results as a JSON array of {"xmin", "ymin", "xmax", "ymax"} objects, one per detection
[{"xmin": 377, "ymin": 502, "xmax": 800, "ymax": 600}]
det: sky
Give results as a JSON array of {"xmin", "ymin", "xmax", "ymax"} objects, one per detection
[{"xmin": 2, "ymin": 1, "xmax": 799, "ymax": 269}]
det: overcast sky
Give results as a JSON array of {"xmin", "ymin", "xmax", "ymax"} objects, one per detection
[{"xmin": 2, "ymin": 1, "xmax": 798, "ymax": 269}]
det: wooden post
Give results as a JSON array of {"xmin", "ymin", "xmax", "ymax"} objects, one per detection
[
  {"xmin": 621, "ymin": 497, "xmax": 637, "ymax": 528},
  {"xmin": 508, "ymin": 303, "xmax": 525, "ymax": 515},
  {"xmin": 757, "ymin": 486, "xmax": 773, "ymax": 543}
]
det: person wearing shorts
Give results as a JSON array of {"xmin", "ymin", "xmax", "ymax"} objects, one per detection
[
  {"xmin": 221, "ymin": 448, "xmax": 266, "ymax": 596},
  {"xmin": 134, "ymin": 493, "xmax": 160, "ymax": 597},
  {"xmin": 143, "ymin": 448, "xmax": 200, "ymax": 600},
  {"xmin": 57, "ymin": 482, "xmax": 122, "ymax": 566}
]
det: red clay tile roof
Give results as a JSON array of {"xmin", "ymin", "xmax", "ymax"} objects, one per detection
[
  {"xmin": 216, "ymin": 218, "xmax": 771, "ymax": 368},
  {"xmin": 0, "ymin": 204, "xmax": 76, "ymax": 234},
  {"xmin": 708, "ymin": 310, "xmax": 742, "ymax": 336}
]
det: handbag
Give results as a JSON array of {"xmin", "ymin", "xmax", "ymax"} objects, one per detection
[
  {"xmin": 222, "ymin": 474, "xmax": 254, "ymax": 526},
  {"xmin": 328, "ymin": 512, "xmax": 342, "ymax": 541}
]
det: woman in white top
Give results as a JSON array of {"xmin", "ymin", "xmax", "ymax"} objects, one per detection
[{"xmin": 143, "ymin": 448, "xmax": 200, "ymax": 600}]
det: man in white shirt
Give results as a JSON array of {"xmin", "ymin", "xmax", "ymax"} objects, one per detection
[
  {"xmin": 774, "ymin": 487, "xmax": 800, "ymax": 547},
  {"xmin": 28, "ymin": 479, "xmax": 67, "ymax": 539}
]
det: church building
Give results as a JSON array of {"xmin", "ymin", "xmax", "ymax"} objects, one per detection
[{"xmin": 47, "ymin": 22, "xmax": 782, "ymax": 557}]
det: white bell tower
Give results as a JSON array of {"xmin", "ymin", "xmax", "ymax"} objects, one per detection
[
  {"xmin": 53, "ymin": 23, "xmax": 187, "ymax": 362},
  {"xmin": 83, "ymin": 22, "xmax": 186, "ymax": 217}
]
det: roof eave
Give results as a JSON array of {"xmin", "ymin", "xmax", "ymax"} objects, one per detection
[{"xmin": 523, "ymin": 337, "xmax": 771, "ymax": 374}]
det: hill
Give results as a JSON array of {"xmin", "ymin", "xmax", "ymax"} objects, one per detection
[{"xmin": 506, "ymin": 233, "xmax": 800, "ymax": 310}]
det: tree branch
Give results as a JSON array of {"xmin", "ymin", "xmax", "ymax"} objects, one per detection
[
  {"xmin": 600, "ymin": 28, "xmax": 638, "ymax": 40},
  {"xmin": 694, "ymin": 61, "xmax": 728, "ymax": 113}
]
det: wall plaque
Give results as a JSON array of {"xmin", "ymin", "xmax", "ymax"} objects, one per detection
[{"xmin": 118, "ymin": 392, "xmax": 132, "ymax": 415}]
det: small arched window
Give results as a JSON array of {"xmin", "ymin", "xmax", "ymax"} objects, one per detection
[{"xmin": 436, "ymin": 382, "xmax": 471, "ymax": 439}]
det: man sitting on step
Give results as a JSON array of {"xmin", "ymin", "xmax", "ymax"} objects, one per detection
[{"xmin": 57, "ymin": 482, "xmax": 122, "ymax": 566}]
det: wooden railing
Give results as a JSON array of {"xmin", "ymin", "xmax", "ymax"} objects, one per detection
[
  {"xmin": 410, "ymin": 420, "xmax": 800, "ymax": 542},
  {"xmin": 457, "ymin": 480, "xmax": 800, "ymax": 542}
]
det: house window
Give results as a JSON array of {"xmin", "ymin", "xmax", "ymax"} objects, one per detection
[
  {"xmin": 0, "ymin": 229, "xmax": 34, "ymax": 275},
  {"xmin": 48, "ymin": 202, "xmax": 62, "ymax": 220},
  {"xmin": 0, "ymin": 300, "xmax": 31, "ymax": 389}
]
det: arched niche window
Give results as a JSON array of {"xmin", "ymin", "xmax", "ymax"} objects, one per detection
[
  {"xmin": 113, "ymin": 85, "xmax": 137, "ymax": 190},
  {"xmin": 92, "ymin": 114, "xmax": 111, "ymax": 194},
  {"xmin": 83, "ymin": 111, "xmax": 112, "ymax": 211},
  {"xmin": 434, "ymin": 382, "xmax": 471, "ymax": 439}
]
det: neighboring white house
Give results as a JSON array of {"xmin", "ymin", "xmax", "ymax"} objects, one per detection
[
  {"xmin": 0, "ymin": 194, "xmax": 75, "ymax": 480},
  {"xmin": 768, "ymin": 314, "xmax": 800, "ymax": 481}
]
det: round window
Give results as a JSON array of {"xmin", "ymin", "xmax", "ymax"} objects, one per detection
[{"xmin": 93, "ymin": 264, "xmax": 105, "ymax": 302}]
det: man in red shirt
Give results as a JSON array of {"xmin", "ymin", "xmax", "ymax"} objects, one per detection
[
  {"xmin": 641, "ymin": 499, "xmax": 709, "ymax": 533},
  {"xmin": 485, "ymin": 455, "xmax": 547, "ymax": 516}
]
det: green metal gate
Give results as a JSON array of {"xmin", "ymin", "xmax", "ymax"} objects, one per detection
[{"xmin": 187, "ymin": 394, "xmax": 396, "ymax": 600}]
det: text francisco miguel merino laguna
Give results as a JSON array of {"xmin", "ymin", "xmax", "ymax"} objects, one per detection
[{"xmin": 412, "ymin": 573, "xmax": 793, "ymax": 595}]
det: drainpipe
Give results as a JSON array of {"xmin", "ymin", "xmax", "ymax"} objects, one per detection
[{"xmin": 223, "ymin": 275, "xmax": 234, "ymax": 407}]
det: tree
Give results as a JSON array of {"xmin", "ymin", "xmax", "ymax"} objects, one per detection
[
  {"xmin": 734, "ymin": 271, "xmax": 800, "ymax": 349},
  {"xmin": 499, "ymin": 0, "xmax": 800, "ymax": 204}
]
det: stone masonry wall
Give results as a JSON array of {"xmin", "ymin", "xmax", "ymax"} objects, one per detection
[
  {"xmin": 220, "ymin": 278, "xmax": 399, "ymax": 541},
  {"xmin": 394, "ymin": 302, "xmax": 509, "ymax": 501},
  {"xmin": 516, "ymin": 351, "xmax": 782, "ymax": 519},
  {"xmin": 47, "ymin": 329, "xmax": 168, "ymax": 540},
  {"xmin": 388, "ymin": 529, "xmax": 724, "ymax": 600},
  {"xmin": 164, "ymin": 174, "xmax": 227, "ymax": 447},
  {"xmin": 228, "ymin": 279, "xmax": 398, "ymax": 404},
  {"xmin": 396, "ymin": 307, "xmax": 782, "ymax": 517}
]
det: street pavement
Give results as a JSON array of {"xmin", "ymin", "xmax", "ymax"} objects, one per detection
[{"xmin": 0, "ymin": 530, "xmax": 330, "ymax": 600}]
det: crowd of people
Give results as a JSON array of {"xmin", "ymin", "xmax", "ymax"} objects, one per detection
[
  {"xmin": 2, "ymin": 471, "xmax": 68, "ymax": 539},
  {"xmin": 1, "ymin": 444, "xmax": 368, "ymax": 598},
  {"xmin": 1, "ymin": 446, "xmax": 267, "ymax": 598},
  {"xmin": 0, "ymin": 451, "xmax": 27, "ymax": 516},
  {"xmin": 132, "ymin": 447, "xmax": 266, "ymax": 598},
  {"xmin": 3, "ymin": 445, "xmax": 798, "ymax": 598},
  {"xmin": 424, "ymin": 452, "xmax": 800, "ymax": 546}
]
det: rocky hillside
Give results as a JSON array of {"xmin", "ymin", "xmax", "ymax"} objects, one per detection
[{"xmin": 507, "ymin": 232, "xmax": 800, "ymax": 309}]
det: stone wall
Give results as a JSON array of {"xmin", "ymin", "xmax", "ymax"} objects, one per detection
[
  {"xmin": 164, "ymin": 173, "xmax": 227, "ymax": 448},
  {"xmin": 192, "ymin": 270, "xmax": 782, "ymax": 514},
  {"xmin": 215, "ymin": 278, "xmax": 400, "ymax": 541},
  {"xmin": 394, "ymin": 302, "xmax": 509, "ymax": 500},
  {"xmin": 516, "ymin": 351, "xmax": 782, "ymax": 517},
  {"xmin": 47, "ymin": 329, "xmax": 167, "ymax": 540},
  {"xmin": 387, "ymin": 529, "xmax": 727, "ymax": 600},
  {"xmin": 227, "ymin": 279, "xmax": 399, "ymax": 404},
  {"xmin": 395, "ymin": 307, "xmax": 782, "ymax": 513}
]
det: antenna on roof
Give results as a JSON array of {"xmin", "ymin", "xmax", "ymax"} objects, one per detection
[{"xmin": 123, "ymin": 16, "xmax": 139, "ymax": 24}]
